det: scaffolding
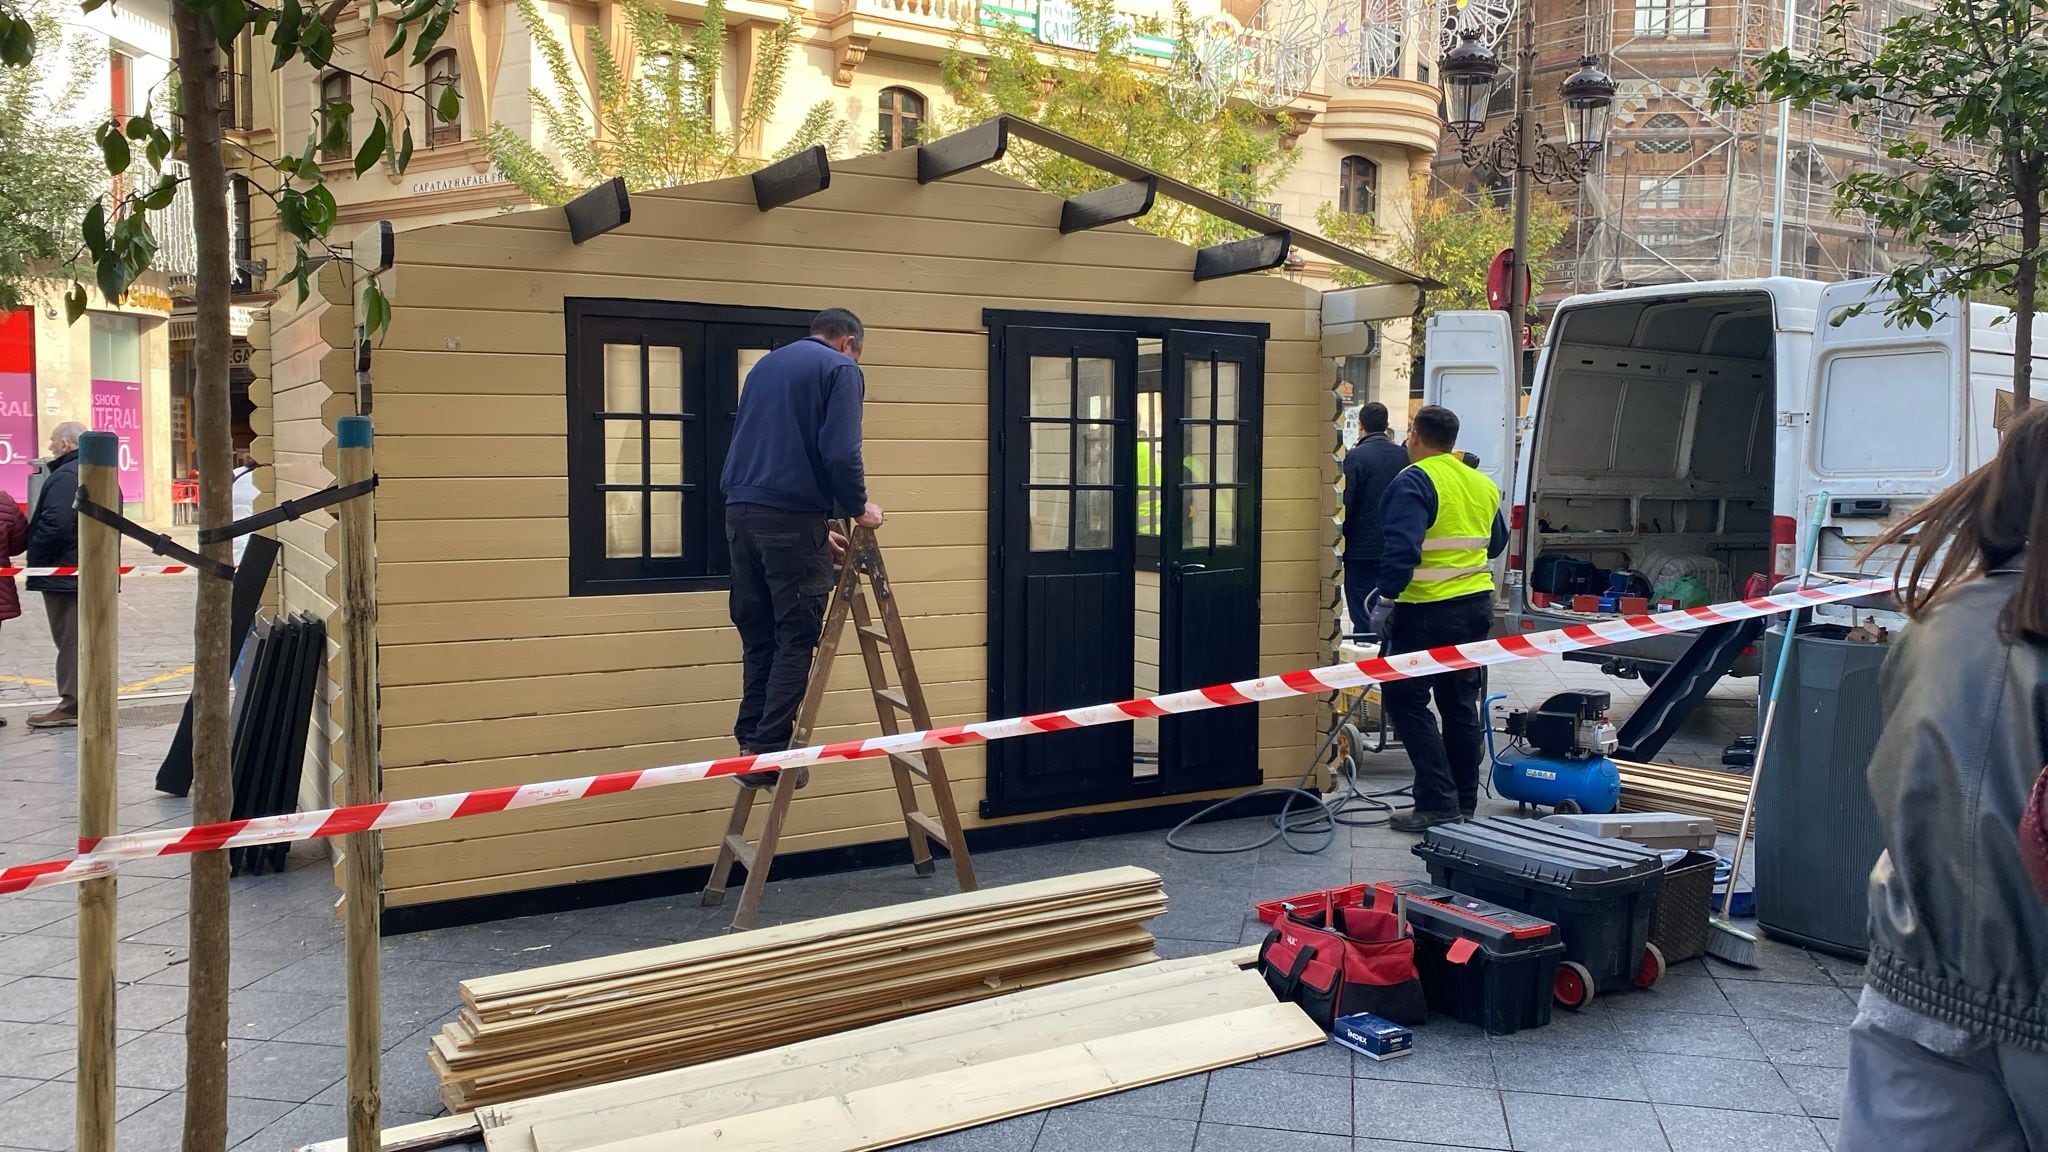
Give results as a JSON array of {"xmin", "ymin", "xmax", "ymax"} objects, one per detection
[{"xmin": 1445, "ymin": 0, "xmax": 1931, "ymax": 295}]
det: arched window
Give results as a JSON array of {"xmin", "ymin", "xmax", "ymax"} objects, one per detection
[
  {"xmin": 877, "ymin": 87, "xmax": 925, "ymax": 151},
  {"xmin": 318, "ymin": 72, "xmax": 351, "ymax": 162},
  {"xmin": 1635, "ymin": 112, "xmax": 1693, "ymax": 155},
  {"xmin": 425, "ymin": 50, "xmax": 461, "ymax": 147},
  {"xmin": 1339, "ymin": 155, "xmax": 1377, "ymax": 218}
]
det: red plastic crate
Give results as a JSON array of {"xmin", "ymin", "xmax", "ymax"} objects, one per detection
[{"xmin": 1255, "ymin": 882, "xmax": 1371, "ymax": 926}]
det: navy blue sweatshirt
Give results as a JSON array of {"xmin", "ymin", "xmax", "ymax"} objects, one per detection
[
  {"xmin": 720, "ymin": 337, "xmax": 868, "ymax": 517},
  {"xmin": 1376, "ymin": 460, "xmax": 1510, "ymax": 600},
  {"xmin": 1341, "ymin": 432, "xmax": 1408, "ymax": 561}
]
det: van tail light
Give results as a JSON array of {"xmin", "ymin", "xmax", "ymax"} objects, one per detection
[
  {"xmin": 1771, "ymin": 515, "xmax": 1798, "ymax": 587},
  {"xmin": 1509, "ymin": 503, "xmax": 1527, "ymax": 571}
]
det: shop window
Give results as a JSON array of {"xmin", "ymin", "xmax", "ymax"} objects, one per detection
[
  {"xmin": 89, "ymin": 314, "xmax": 145, "ymax": 506},
  {"xmin": 1339, "ymin": 155, "xmax": 1378, "ymax": 218},
  {"xmin": 425, "ymin": 50, "xmax": 461, "ymax": 147},
  {"xmin": 318, "ymin": 72, "xmax": 351, "ymax": 162},
  {"xmin": 877, "ymin": 86, "xmax": 925, "ymax": 150},
  {"xmin": 565, "ymin": 299, "xmax": 813, "ymax": 595}
]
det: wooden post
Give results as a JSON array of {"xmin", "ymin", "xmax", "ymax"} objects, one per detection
[
  {"xmin": 337, "ymin": 415, "xmax": 382, "ymax": 1152},
  {"xmin": 74, "ymin": 430, "xmax": 119, "ymax": 1152}
]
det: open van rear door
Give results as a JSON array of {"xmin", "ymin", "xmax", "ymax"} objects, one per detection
[
  {"xmin": 1422, "ymin": 311, "xmax": 1516, "ymax": 494},
  {"xmin": 1801, "ymin": 279, "xmax": 1970, "ymax": 576}
]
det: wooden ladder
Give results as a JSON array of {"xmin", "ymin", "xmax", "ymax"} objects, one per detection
[{"xmin": 701, "ymin": 524, "xmax": 977, "ymax": 930}]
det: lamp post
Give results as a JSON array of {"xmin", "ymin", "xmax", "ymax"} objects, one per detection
[{"xmin": 1439, "ymin": 15, "xmax": 1614, "ymax": 437}]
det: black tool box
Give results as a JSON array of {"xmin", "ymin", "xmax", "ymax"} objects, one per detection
[
  {"xmin": 1372, "ymin": 880, "xmax": 1563, "ymax": 1034},
  {"xmin": 1412, "ymin": 817, "xmax": 1667, "ymax": 1007}
]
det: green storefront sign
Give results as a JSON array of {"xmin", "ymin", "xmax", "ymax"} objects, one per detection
[{"xmin": 980, "ymin": 0, "xmax": 1178, "ymax": 60}]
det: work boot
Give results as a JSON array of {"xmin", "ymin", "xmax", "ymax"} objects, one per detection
[
  {"xmin": 27, "ymin": 707, "xmax": 76, "ymax": 729},
  {"xmin": 735, "ymin": 754, "xmax": 810, "ymax": 791},
  {"xmin": 1460, "ymin": 806, "xmax": 1477, "ymax": 822},
  {"xmin": 1389, "ymin": 809, "xmax": 1465, "ymax": 834}
]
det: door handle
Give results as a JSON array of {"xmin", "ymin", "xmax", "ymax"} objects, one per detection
[{"xmin": 1173, "ymin": 562, "xmax": 1207, "ymax": 574}]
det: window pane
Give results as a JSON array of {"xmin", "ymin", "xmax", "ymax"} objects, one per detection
[
  {"xmin": 604, "ymin": 490, "xmax": 642, "ymax": 558},
  {"xmin": 1184, "ymin": 425, "xmax": 1212, "ymax": 478},
  {"xmin": 647, "ymin": 345, "xmax": 683, "ymax": 413},
  {"xmin": 1077, "ymin": 422, "xmax": 1113, "ymax": 484},
  {"xmin": 1029, "ymin": 357, "xmax": 1070, "ymax": 418},
  {"xmin": 648, "ymin": 491, "xmax": 683, "ymax": 557},
  {"xmin": 604, "ymin": 344, "xmax": 640, "ymax": 412},
  {"xmin": 737, "ymin": 348, "xmax": 770, "ymax": 400},
  {"xmin": 1076, "ymin": 357, "xmax": 1114, "ymax": 418},
  {"xmin": 1213, "ymin": 424, "xmax": 1238, "ymax": 483},
  {"xmin": 1074, "ymin": 489, "xmax": 1112, "ymax": 551},
  {"xmin": 1029, "ymin": 489, "xmax": 1069, "ymax": 550},
  {"xmin": 648, "ymin": 420, "xmax": 682, "ymax": 485},
  {"xmin": 1213, "ymin": 488, "xmax": 1237, "ymax": 546},
  {"xmin": 1029, "ymin": 425, "xmax": 1071, "ymax": 483},
  {"xmin": 1186, "ymin": 489, "xmax": 1210, "ymax": 548},
  {"xmin": 1215, "ymin": 361, "xmax": 1239, "ymax": 421},
  {"xmin": 1186, "ymin": 359, "xmax": 1212, "ymax": 419},
  {"xmin": 603, "ymin": 419, "xmax": 641, "ymax": 484}
]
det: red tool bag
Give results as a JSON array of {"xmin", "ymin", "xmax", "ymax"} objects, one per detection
[{"xmin": 1256, "ymin": 899, "xmax": 1428, "ymax": 1030}]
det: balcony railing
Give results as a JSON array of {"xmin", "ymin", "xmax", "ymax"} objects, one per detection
[{"xmin": 219, "ymin": 68, "xmax": 251, "ymax": 132}]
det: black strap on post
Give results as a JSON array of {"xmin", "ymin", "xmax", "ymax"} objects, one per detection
[
  {"xmin": 196, "ymin": 476, "xmax": 379, "ymax": 546},
  {"xmin": 72, "ymin": 492, "xmax": 235, "ymax": 581}
]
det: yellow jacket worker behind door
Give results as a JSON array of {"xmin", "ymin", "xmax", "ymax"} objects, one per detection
[{"xmin": 1366, "ymin": 404, "xmax": 1508, "ymax": 833}]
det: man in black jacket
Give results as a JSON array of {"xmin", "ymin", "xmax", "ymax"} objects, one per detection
[
  {"xmin": 719, "ymin": 309, "xmax": 884, "ymax": 790},
  {"xmin": 26, "ymin": 422, "xmax": 85, "ymax": 728},
  {"xmin": 1340, "ymin": 402, "xmax": 1407, "ymax": 642}
]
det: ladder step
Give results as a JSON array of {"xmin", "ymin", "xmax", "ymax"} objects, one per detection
[
  {"xmin": 906, "ymin": 810, "xmax": 951, "ymax": 846},
  {"xmin": 874, "ymin": 687, "xmax": 911, "ymax": 712},
  {"xmin": 720, "ymin": 834, "xmax": 758, "ymax": 873},
  {"xmin": 888, "ymin": 751, "xmax": 931, "ymax": 780},
  {"xmin": 857, "ymin": 624, "xmax": 890, "ymax": 643}
]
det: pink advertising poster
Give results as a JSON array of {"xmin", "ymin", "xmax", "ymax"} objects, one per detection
[
  {"xmin": 0, "ymin": 310, "xmax": 36, "ymax": 504},
  {"xmin": 91, "ymin": 378, "xmax": 144, "ymax": 505}
]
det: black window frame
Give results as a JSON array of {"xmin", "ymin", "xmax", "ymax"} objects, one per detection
[
  {"xmin": 424, "ymin": 49, "xmax": 462, "ymax": 148},
  {"xmin": 565, "ymin": 298, "xmax": 815, "ymax": 597},
  {"xmin": 1339, "ymin": 155, "xmax": 1378, "ymax": 218}
]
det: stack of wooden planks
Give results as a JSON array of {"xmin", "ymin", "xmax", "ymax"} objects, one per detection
[
  {"xmin": 1616, "ymin": 759, "xmax": 1747, "ymax": 830},
  {"xmin": 472, "ymin": 952, "xmax": 1318, "ymax": 1152},
  {"xmin": 433, "ymin": 868, "xmax": 1168, "ymax": 1110}
]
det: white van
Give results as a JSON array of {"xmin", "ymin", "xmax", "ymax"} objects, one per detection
[{"xmin": 1422, "ymin": 276, "xmax": 2034, "ymax": 680}]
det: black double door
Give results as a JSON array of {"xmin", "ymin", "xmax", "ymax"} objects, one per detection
[{"xmin": 984, "ymin": 316, "xmax": 1265, "ymax": 818}]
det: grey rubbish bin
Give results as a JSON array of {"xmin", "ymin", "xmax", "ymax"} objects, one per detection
[{"xmin": 1754, "ymin": 624, "xmax": 1890, "ymax": 959}]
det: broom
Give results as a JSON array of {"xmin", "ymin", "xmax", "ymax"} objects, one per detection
[{"xmin": 1706, "ymin": 495, "xmax": 1830, "ymax": 967}]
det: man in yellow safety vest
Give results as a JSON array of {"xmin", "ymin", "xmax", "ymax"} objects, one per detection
[{"xmin": 1368, "ymin": 404, "xmax": 1508, "ymax": 833}]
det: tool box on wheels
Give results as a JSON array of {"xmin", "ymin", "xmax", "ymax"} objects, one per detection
[
  {"xmin": 1412, "ymin": 817, "xmax": 1667, "ymax": 1010},
  {"xmin": 1371, "ymin": 880, "xmax": 1564, "ymax": 1035}
]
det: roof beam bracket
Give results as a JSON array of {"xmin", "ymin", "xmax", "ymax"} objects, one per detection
[
  {"xmin": 918, "ymin": 116, "xmax": 1009, "ymax": 184},
  {"xmin": 752, "ymin": 146, "xmax": 832, "ymax": 211},
  {"xmin": 1059, "ymin": 178, "xmax": 1157, "ymax": 234},
  {"xmin": 565, "ymin": 177, "xmax": 631, "ymax": 244},
  {"xmin": 1194, "ymin": 231, "xmax": 1291, "ymax": 282}
]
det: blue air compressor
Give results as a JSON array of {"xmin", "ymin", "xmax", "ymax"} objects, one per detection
[{"xmin": 1484, "ymin": 690, "xmax": 1622, "ymax": 815}]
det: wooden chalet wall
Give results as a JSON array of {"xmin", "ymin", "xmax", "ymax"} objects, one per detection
[{"xmin": 266, "ymin": 147, "xmax": 1334, "ymax": 910}]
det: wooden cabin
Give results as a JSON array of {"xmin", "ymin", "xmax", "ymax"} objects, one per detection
[{"xmin": 251, "ymin": 118, "xmax": 1427, "ymax": 922}]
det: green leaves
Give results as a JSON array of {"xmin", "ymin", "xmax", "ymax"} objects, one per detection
[
  {"xmin": 63, "ymin": 284, "xmax": 86, "ymax": 324},
  {"xmin": 361, "ymin": 277, "xmax": 391, "ymax": 342},
  {"xmin": 436, "ymin": 82, "xmax": 460, "ymax": 124},
  {"xmin": 95, "ymin": 121, "xmax": 130, "ymax": 175},
  {"xmin": 354, "ymin": 116, "xmax": 387, "ymax": 175},
  {"xmin": 0, "ymin": 7, "xmax": 33, "ymax": 66}
]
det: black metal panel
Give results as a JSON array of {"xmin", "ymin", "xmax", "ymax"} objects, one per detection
[
  {"xmin": 1193, "ymin": 232, "xmax": 1291, "ymax": 281},
  {"xmin": 154, "ymin": 535, "xmax": 280, "ymax": 797},
  {"xmin": 1059, "ymin": 179, "xmax": 1157, "ymax": 234},
  {"xmin": 918, "ymin": 116, "xmax": 1008, "ymax": 184},
  {"xmin": 565, "ymin": 177, "xmax": 631, "ymax": 244},
  {"xmin": 752, "ymin": 146, "xmax": 832, "ymax": 211}
]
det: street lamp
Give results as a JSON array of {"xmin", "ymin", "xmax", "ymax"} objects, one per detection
[{"xmin": 1438, "ymin": 12, "xmax": 1612, "ymax": 480}]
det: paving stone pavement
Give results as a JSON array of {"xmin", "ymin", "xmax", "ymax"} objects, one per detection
[
  {"xmin": 0, "ymin": 657, "xmax": 1864, "ymax": 1152},
  {"xmin": 0, "ymin": 537, "xmax": 198, "ymax": 709}
]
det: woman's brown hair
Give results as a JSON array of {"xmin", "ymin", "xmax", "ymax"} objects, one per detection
[{"xmin": 1863, "ymin": 401, "xmax": 2048, "ymax": 640}]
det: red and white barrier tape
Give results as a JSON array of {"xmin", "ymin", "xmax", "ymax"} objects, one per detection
[
  {"xmin": 0, "ymin": 578, "xmax": 1890, "ymax": 896},
  {"xmin": 0, "ymin": 565, "xmax": 196, "ymax": 578}
]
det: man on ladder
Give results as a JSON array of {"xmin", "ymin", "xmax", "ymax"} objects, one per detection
[
  {"xmin": 719, "ymin": 308, "xmax": 885, "ymax": 789},
  {"xmin": 1368, "ymin": 405, "xmax": 1508, "ymax": 833}
]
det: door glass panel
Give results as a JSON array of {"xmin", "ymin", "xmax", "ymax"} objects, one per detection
[
  {"xmin": 604, "ymin": 344, "xmax": 641, "ymax": 411},
  {"xmin": 1077, "ymin": 357, "xmax": 1115, "ymax": 417},
  {"xmin": 604, "ymin": 490, "xmax": 642, "ymax": 557},
  {"xmin": 1074, "ymin": 489, "xmax": 1113, "ymax": 550},
  {"xmin": 1213, "ymin": 488, "xmax": 1237, "ymax": 546},
  {"xmin": 648, "ymin": 491, "xmax": 683, "ymax": 557},
  {"xmin": 603, "ymin": 420, "xmax": 641, "ymax": 483},
  {"xmin": 648, "ymin": 421, "xmax": 683, "ymax": 485},
  {"xmin": 736, "ymin": 348, "xmax": 770, "ymax": 400},
  {"xmin": 1186, "ymin": 359, "xmax": 1213, "ymax": 419},
  {"xmin": 1213, "ymin": 425, "xmax": 1238, "ymax": 483},
  {"xmin": 1215, "ymin": 361, "xmax": 1239, "ymax": 421},
  {"xmin": 647, "ymin": 345, "xmax": 684, "ymax": 413},
  {"xmin": 1029, "ymin": 426, "xmax": 1071, "ymax": 483},
  {"xmin": 1184, "ymin": 425, "xmax": 1212, "ymax": 476},
  {"xmin": 1186, "ymin": 488, "xmax": 1210, "ymax": 548},
  {"xmin": 1077, "ymin": 423, "xmax": 1114, "ymax": 484},
  {"xmin": 1029, "ymin": 489, "xmax": 1069, "ymax": 550},
  {"xmin": 1030, "ymin": 357, "xmax": 1071, "ymax": 418}
]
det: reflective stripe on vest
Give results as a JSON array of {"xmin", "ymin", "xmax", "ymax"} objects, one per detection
[{"xmin": 1397, "ymin": 454, "xmax": 1501, "ymax": 604}]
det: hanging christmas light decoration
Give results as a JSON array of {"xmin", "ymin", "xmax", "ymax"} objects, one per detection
[
  {"xmin": 1323, "ymin": 0, "xmax": 1412, "ymax": 88},
  {"xmin": 1239, "ymin": 0, "xmax": 1326, "ymax": 109},
  {"xmin": 1436, "ymin": 0, "xmax": 1516, "ymax": 55},
  {"xmin": 1180, "ymin": 14, "xmax": 1251, "ymax": 103}
]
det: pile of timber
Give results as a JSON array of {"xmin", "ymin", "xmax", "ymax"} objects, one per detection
[
  {"xmin": 472, "ymin": 952, "xmax": 1317, "ymax": 1152},
  {"xmin": 434, "ymin": 868, "xmax": 1168, "ymax": 1110},
  {"xmin": 1615, "ymin": 759, "xmax": 1746, "ymax": 831}
]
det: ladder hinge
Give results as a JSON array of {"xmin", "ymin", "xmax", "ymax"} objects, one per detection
[{"xmin": 1777, "ymin": 410, "xmax": 1811, "ymax": 428}]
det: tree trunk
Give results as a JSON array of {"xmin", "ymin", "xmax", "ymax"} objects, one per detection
[
  {"xmin": 2015, "ymin": 167, "xmax": 2038, "ymax": 414},
  {"xmin": 170, "ymin": 9, "xmax": 236, "ymax": 1151}
]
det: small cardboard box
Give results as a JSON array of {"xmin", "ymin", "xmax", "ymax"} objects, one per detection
[{"xmin": 1331, "ymin": 1013, "xmax": 1413, "ymax": 1061}]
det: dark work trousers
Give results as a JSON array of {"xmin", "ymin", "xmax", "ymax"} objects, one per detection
[
  {"xmin": 1342, "ymin": 558, "xmax": 1379, "ymax": 642},
  {"xmin": 43, "ymin": 592, "xmax": 78, "ymax": 712},
  {"xmin": 1382, "ymin": 591, "xmax": 1493, "ymax": 814},
  {"xmin": 726, "ymin": 503, "xmax": 835, "ymax": 753}
]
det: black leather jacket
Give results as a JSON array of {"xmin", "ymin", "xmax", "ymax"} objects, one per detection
[{"xmin": 1864, "ymin": 561, "xmax": 2048, "ymax": 1051}]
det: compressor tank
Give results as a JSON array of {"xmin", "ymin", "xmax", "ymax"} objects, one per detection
[{"xmin": 1490, "ymin": 751, "xmax": 1622, "ymax": 814}]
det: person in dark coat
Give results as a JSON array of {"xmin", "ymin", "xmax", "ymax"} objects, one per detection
[
  {"xmin": 26, "ymin": 421, "xmax": 84, "ymax": 728},
  {"xmin": 1340, "ymin": 402, "xmax": 1408, "ymax": 642},
  {"xmin": 0, "ymin": 488, "xmax": 22, "ymax": 728}
]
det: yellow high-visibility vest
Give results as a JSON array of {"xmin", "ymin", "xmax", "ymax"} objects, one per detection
[
  {"xmin": 1137, "ymin": 442, "xmax": 1161, "ymax": 534},
  {"xmin": 1396, "ymin": 452, "xmax": 1499, "ymax": 604}
]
